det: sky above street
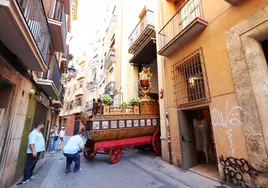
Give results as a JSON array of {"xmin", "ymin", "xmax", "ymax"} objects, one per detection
[{"xmin": 69, "ymin": 0, "xmax": 109, "ymax": 58}]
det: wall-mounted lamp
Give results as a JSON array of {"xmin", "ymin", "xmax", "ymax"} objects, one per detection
[{"xmin": 29, "ymin": 89, "xmax": 36, "ymax": 99}]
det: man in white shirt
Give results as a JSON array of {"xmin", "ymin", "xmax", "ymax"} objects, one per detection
[
  {"xmin": 57, "ymin": 127, "xmax": 65, "ymax": 150},
  {"xmin": 49, "ymin": 125, "xmax": 58, "ymax": 153},
  {"xmin": 63, "ymin": 132, "xmax": 84, "ymax": 173},
  {"xmin": 23, "ymin": 122, "xmax": 45, "ymax": 184}
]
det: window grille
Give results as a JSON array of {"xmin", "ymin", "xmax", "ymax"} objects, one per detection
[{"xmin": 172, "ymin": 48, "xmax": 210, "ymax": 108}]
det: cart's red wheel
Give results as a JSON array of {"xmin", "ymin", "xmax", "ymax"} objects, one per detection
[
  {"xmin": 83, "ymin": 150, "xmax": 95, "ymax": 161},
  {"xmin": 104, "ymin": 148, "xmax": 110, "ymax": 154},
  {"xmin": 109, "ymin": 148, "xmax": 122, "ymax": 164},
  {"xmin": 152, "ymin": 129, "xmax": 161, "ymax": 156}
]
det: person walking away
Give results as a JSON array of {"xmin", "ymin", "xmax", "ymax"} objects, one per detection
[
  {"xmin": 57, "ymin": 127, "xmax": 66, "ymax": 151},
  {"xmin": 22, "ymin": 122, "xmax": 45, "ymax": 184},
  {"xmin": 49, "ymin": 125, "xmax": 58, "ymax": 153},
  {"xmin": 63, "ymin": 132, "xmax": 84, "ymax": 173}
]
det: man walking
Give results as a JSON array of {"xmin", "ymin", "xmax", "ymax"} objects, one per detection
[
  {"xmin": 23, "ymin": 122, "xmax": 45, "ymax": 184},
  {"xmin": 63, "ymin": 132, "xmax": 84, "ymax": 173},
  {"xmin": 49, "ymin": 125, "xmax": 58, "ymax": 153},
  {"xmin": 57, "ymin": 127, "xmax": 66, "ymax": 151}
]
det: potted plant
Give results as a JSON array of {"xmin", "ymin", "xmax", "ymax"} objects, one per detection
[
  {"xmin": 119, "ymin": 102, "xmax": 129, "ymax": 107},
  {"xmin": 128, "ymin": 97, "xmax": 141, "ymax": 106},
  {"xmin": 101, "ymin": 94, "xmax": 113, "ymax": 105}
]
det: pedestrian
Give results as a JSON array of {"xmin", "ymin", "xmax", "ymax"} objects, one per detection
[
  {"xmin": 49, "ymin": 125, "xmax": 58, "ymax": 153},
  {"xmin": 22, "ymin": 122, "xmax": 45, "ymax": 184},
  {"xmin": 57, "ymin": 127, "xmax": 66, "ymax": 151},
  {"xmin": 63, "ymin": 132, "xmax": 84, "ymax": 173}
]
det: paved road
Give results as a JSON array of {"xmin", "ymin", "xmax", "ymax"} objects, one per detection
[{"xmin": 12, "ymin": 143, "xmax": 227, "ymax": 188}]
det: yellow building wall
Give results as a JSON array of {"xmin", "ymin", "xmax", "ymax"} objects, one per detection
[{"xmin": 159, "ymin": 0, "xmax": 268, "ymax": 174}]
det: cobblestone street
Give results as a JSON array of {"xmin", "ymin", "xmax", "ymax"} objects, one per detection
[{"xmin": 12, "ymin": 145, "xmax": 226, "ymax": 188}]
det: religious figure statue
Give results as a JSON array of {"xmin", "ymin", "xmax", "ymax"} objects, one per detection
[{"xmin": 138, "ymin": 67, "xmax": 153, "ymax": 101}]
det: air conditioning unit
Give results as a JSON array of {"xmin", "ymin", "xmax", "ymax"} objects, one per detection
[{"xmin": 225, "ymin": 0, "xmax": 243, "ymax": 5}]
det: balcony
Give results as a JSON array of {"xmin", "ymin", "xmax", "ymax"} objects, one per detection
[
  {"xmin": 128, "ymin": 10, "xmax": 156, "ymax": 65},
  {"xmin": 0, "ymin": 0, "xmax": 51, "ymax": 71},
  {"xmin": 52, "ymin": 99, "xmax": 63, "ymax": 109},
  {"xmin": 158, "ymin": 0, "xmax": 208, "ymax": 56},
  {"xmin": 85, "ymin": 101, "xmax": 93, "ymax": 112},
  {"xmin": 104, "ymin": 81, "xmax": 115, "ymax": 95},
  {"xmin": 224, "ymin": 0, "xmax": 244, "ymax": 5},
  {"xmin": 75, "ymin": 88, "xmax": 83, "ymax": 96},
  {"xmin": 106, "ymin": 14, "xmax": 117, "ymax": 40},
  {"xmin": 36, "ymin": 57, "xmax": 61, "ymax": 98},
  {"xmin": 87, "ymin": 80, "xmax": 98, "ymax": 90},
  {"xmin": 72, "ymin": 106, "xmax": 82, "ymax": 114},
  {"xmin": 105, "ymin": 49, "xmax": 115, "ymax": 70},
  {"xmin": 76, "ymin": 70, "xmax": 85, "ymax": 80},
  {"xmin": 48, "ymin": 0, "xmax": 67, "ymax": 52}
]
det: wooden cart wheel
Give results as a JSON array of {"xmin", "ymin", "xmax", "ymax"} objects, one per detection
[
  {"xmin": 83, "ymin": 150, "xmax": 95, "ymax": 161},
  {"xmin": 109, "ymin": 148, "xmax": 122, "ymax": 164},
  {"xmin": 152, "ymin": 129, "xmax": 161, "ymax": 156}
]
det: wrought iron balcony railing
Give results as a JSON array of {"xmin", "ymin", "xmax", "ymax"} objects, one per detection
[
  {"xmin": 52, "ymin": 57, "xmax": 61, "ymax": 91},
  {"xmin": 48, "ymin": 0, "xmax": 64, "ymax": 21},
  {"xmin": 104, "ymin": 81, "xmax": 115, "ymax": 95},
  {"xmin": 105, "ymin": 49, "xmax": 115, "ymax": 70},
  {"xmin": 128, "ymin": 10, "xmax": 154, "ymax": 53},
  {"xmin": 158, "ymin": 0, "xmax": 205, "ymax": 55},
  {"xmin": 15, "ymin": 0, "xmax": 51, "ymax": 64},
  {"xmin": 85, "ymin": 101, "xmax": 93, "ymax": 111},
  {"xmin": 87, "ymin": 79, "xmax": 98, "ymax": 90}
]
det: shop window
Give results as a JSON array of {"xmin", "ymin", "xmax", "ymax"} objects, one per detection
[{"xmin": 172, "ymin": 48, "xmax": 210, "ymax": 108}]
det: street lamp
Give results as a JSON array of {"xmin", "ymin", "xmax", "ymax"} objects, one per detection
[{"xmin": 67, "ymin": 65, "xmax": 76, "ymax": 78}]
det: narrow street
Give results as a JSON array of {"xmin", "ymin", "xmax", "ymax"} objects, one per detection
[{"xmin": 12, "ymin": 142, "xmax": 225, "ymax": 188}]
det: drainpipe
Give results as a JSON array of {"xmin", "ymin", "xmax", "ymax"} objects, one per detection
[{"xmin": 157, "ymin": 0, "xmax": 172, "ymax": 164}]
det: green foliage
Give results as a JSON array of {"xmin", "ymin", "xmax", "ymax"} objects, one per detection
[
  {"xmin": 119, "ymin": 101, "xmax": 130, "ymax": 107},
  {"xmin": 128, "ymin": 96, "xmax": 141, "ymax": 106},
  {"xmin": 101, "ymin": 94, "xmax": 113, "ymax": 105},
  {"xmin": 68, "ymin": 54, "xmax": 74, "ymax": 61}
]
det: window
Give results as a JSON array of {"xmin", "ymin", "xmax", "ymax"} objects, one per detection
[
  {"xmin": 80, "ymin": 81, "xmax": 83, "ymax": 88},
  {"xmin": 77, "ymin": 97, "xmax": 82, "ymax": 106},
  {"xmin": 172, "ymin": 48, "xmax": 210, "ymax": 108},
  {"xmin": 109, "ymin": 67, "xmax": 114, "ymax": 73},
  {"xmin": 92, "ymin": 68, "xmax": 97, "ymax": 81},
  {"xmin": 112, "ymin": 5, "xmax": 116, "ymax": 14}
]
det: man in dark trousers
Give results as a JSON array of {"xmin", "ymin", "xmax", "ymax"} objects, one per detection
[
  {"xmin": 63, "ymin": 132, "xmax": 84, "ymax": 173},
  {"xmin": 22, "ymin": 122, "xmax": 45, "ymax": 184}
]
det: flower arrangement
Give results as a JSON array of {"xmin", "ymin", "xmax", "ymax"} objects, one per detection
[
  {"xmin": 119, "ymin": 101, "xmax": 130, "ymax": 107},
  {"xmin": 101, "ymin": 94, "xmax": 113, "ymax": 105},
  {"xmin": 128, "ymin": 97, "xmax": 141, "ymax": 106}
]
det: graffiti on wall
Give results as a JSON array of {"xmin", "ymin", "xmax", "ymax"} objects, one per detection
[
  {"xmin": 219, "ymin": 155, "xmax": 262, "ymax": 188},
  {"xmin": 211, "ymin": 100, "xmax": 244, "ymax": 156}
]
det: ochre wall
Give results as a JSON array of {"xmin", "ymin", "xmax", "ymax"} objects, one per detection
[
  {"xmin": 65, "ymin": 115, "xmax": 76, "ymax": 136},
  {"xmin": 159, "ymin": 0, "xmax": 268, "ymax": 177}
]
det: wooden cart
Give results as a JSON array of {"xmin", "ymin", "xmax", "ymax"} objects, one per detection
[{"xmin": 81, "ymin": 102, "xmax": 161, "ymax": 164}]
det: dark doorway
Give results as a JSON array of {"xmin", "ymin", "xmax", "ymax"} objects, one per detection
[
  {"xmin": 261, "ymin": 39, "xmax": 268, "ymax": 64},
  {"xmin": 178, "ymin": 107, "xmax": 219, "ymax": 181},
  {"xmin": 32, "ymin": 102, "xmax": 48, "ymax": 133},
  {"xmin": 73, "ymin": 116, "xmax": 80, "ymax": 135}
]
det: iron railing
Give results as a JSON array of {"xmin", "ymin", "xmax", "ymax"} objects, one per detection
[
  {"xmin": 48, "ymin": 0, "xmax": 64, "ymax": 21},
  {"xmin": 105, "ymin": 49, "xmax": 115, "ymax": 69},
  {"xmin": 172, "ymin": 48, "xmax": 210, "ymax": 108},
  {"xmin": 87, "ymin": 79, "xmax": 98, "ymax": 90},
  {"xmin": 106, "ymin": 14, "xmax": 117, "ymax": 33},
  {"xmin": 104, "ymin": 81, "xmax": 115, "ymax": 94},
  {"xmin": 52, "ymin": 57, "xmax": 61, "ymax": 91},
  {"xmin": 158, "ymin": 0, "xmax": 203, "ymax": 50},
  {"xmin": 15, "ymin": 0, "xmax": 51, "ymax": 65},
  {"xmin": 85, "ymin": 101, "xmax": 93, "ymax": 111},
  {"xmin": 128, "ymin": 10, "xmax": 154, "ymax": 49}
]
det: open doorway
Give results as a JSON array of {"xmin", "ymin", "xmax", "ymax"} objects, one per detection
[{"xmin": 178, "ymin": 107, "xmax": 219, "ymax": 181}]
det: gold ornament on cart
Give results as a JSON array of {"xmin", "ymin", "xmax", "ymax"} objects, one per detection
[{"xmin": 138, "ymin": 67, "xmax": 153, "ymax": 101}]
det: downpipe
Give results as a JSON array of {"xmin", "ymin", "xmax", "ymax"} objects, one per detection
[{"xmin": 157, "ymin": 0, "xmax": 172, "ymax": 164}]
